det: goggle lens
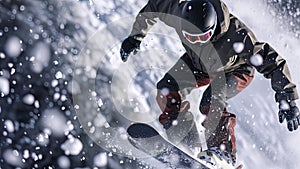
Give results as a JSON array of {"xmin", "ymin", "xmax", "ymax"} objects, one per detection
[{"xmin": 182, "ymin": 17, "xmax": 217, "ymax": 44}]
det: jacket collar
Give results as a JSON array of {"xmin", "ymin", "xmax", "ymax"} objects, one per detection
[{"xmin": 210, "ymin": 0, "xmax": 230, "ymax": 39}]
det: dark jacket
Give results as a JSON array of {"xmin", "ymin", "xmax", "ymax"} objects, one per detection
[{"xmin": 129, "ymin": 0, "xmax": 298, "ymax": 102}]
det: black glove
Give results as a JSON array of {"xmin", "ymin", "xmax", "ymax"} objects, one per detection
[
  {"xmin": 120, "ymin": 36, "xmax": 141, "ymax": 62},
  {"xmin": 278, "ymin": 100, "xmax": 300, "ymax": 131}
]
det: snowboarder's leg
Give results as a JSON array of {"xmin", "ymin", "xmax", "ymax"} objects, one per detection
[
  {"xmin": 199, "ymin": 65, "xmax": 254, "ymax": 162},
  {"xmin": 156, "ymin": 53, "xmax": 210, "ymax": 129},
  {"xmin": 156, "ymin": 53, "xmax": 212, "ymax": 153}
]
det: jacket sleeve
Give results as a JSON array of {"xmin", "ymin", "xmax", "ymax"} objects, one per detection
[
  {"xmin": 242, "ymin": 33, "xmax": 299, "ymax": 102},
  {"xmin": 254, "ymin": 42, "xmax": 298, "ymax": 102},
  {"xmin": 129, "ymin": 0, "xmax": 158, "ymax": 41}
]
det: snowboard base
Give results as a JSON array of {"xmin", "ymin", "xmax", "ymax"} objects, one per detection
[{"xmin": 127, "ymin": 123, "xmax": 215, "ymax": 169}]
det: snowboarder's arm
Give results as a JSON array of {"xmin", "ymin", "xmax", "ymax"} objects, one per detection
[
  {"xmin": 120, "ymin": 0, "xmax": 159, "ymax": 62},
  {"xmin": 241, "ymin": 35, "xmax": 300, "ymax": 131},
  {"xmin": 129, "ymin": 0, "xmax": 158, "ymax": 41},
  {"xmin": 254, "ymin": 42, "xmax": 298, "ymax": 102},
  {"xmin": 242, "ymin": 34, "xmax": 298, "ymax": 102}
]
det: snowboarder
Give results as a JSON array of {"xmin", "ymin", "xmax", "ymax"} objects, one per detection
[{"xmin": 120, "ymin": 0, "xmax": 300, "ymax": 167}]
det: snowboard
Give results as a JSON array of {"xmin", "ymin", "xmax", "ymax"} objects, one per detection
[{"xmin": 127, "ymin": 123, "xmax": 215, "ymax": 169}]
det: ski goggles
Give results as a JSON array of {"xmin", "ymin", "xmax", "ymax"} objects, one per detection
[{"xmin": 182, "ymin": 18, "xmax": 217, "ymax": 44}]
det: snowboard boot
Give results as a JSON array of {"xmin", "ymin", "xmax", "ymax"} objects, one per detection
[
  {"xmin": 203, "ymin": 112, "xmax": 237, "ymax": 160},
  {"xmin": 199, "ymin": 111, "xmax": 241, "ymax": 169},
  {"xmin": 197, "ymin": 147, "xmax": 242, "ymax": 169}
]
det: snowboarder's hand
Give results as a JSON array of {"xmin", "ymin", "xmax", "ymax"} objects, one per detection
[
  {"xmin": 120, "ymin": 36, "xmax": 141, "ymax": 62},
  {"xmin": 278, "ymin": 100, "xmax": 300, "ymax": 132}
]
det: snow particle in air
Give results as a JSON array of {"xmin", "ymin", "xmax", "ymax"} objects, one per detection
[
  {"xmin": 220, "ymin": 144, "xmax": 226, "ymax": 151},
  {"xmin": 55, "ymin": 71, "xmax": 63, "ymax": 79},
  {"xmin": 5, "ymin": 36, "xmax": 22, "ymax": 58},
  {"xmin": 3, "ymin": 149, "xmax": 23, "ymax": 167},
  {"xmin": 57, "ymin": 156, "xmax": 70, "ymax": 169},
  {"xmin": 23, "ymin": 94, "xmax": 35, "ymax": 105},
  {"xmin": 31, "ymin": 42, "xmax": 50, "ymax": 73},
  {"xmin": 233, "ymin": 42, "xmax": 245, "ymax": 53},
  {"xmin": 94, "ymin": 152, "xmax": 108, "ymax": 167},
  {"xmin": 250, "ymin": 54, "xmax": 263, "ymax": 66},
  {"xmin": 4, "ymin": 120, "xmax": 14, "ymax": 133},
  {"xmin": 98, "ymin": 98, "xmax": 104, "ymax": 108},
  {"xmin": 51, "ymin": 80, "xmax": 59, "ymax": 87},
  {"xmin": 279, "ymin": 100, "xmax": 290, "ymax": 110},
  {"xmin": 41, "ymin": 109, "xmax": 68, "ymax": 136},
  {"xmin": 172, "ymin": 120, "xmax": 178, "ymax": 126},
  {"xmin": 23, "ymin": 150, "xmax": 30, "ymax": 159},
  {"xmin": 0, "ymin": 77, "xmax": 10, "ymax": 96},
  {"xmin": 36, "ymin": 132, "xmax": 50, "ymax": 146},
  {"xmin": 19, "ymin": 5, "xmax": 26, "ymax": 11},
  {"xmin": 60, "ymin": 135, "xmax": 83, "ymax": 155},
  {"xmin": 0, "ymin": 52, "xmax": 5, "ymax": 59}
]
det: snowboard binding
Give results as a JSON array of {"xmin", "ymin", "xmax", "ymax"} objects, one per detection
[{"xmin": 197, "ymin": 147, "xmax": 243, "ymax": 169}]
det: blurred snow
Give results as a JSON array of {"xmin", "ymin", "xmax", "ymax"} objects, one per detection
[
  {"xmin": 61, "ymin": 135, "xmax": 83, "ymax": 155},
  {"xmin": 23, "ymin": 149, "xmax": 30, "ymax": 159},
  {"xmin": 94, "ymin": 152, "xmax": 108, "ymax": 167},
  {"xmin": 4, "ymin": 120, "xmax": 14, "ymax": 133},
  {"xmin": 36, "ymin": 132, "xmax": 50, "ymax": 146},
  {"xmin": 233, "ymin": 42, "xmax": 245, "ymax": 53},
  {"xmin": 57, "ymin": 156, "xmax": 71, "ymax": 168},
  {"xmin": 279, "ymin": 100, "xmax": 290, "ymax": 110},
  {"xmin": 250, "ymin": 54, "xmax": 264, "ymax": 66},
  {"xmin": 30, "ymin": 42, "xmax": 50, "ymax": 73},
  {"xmin": 41, "ymin": 109, "xmax": 68, "ymax": 136},
  {"xmin": 0, "ymin": 52, "xmax": 6, "ymax": 59},
  {"xmin": 3, "ymin": 149, "xmax": 23, "ymax": 167},
  {"xmin": 4, "ymin": 36, "xmax": 22, "ymax": 58},
  {"xmin": 0, "ymin": 77, "xmax": 10, "ymax": 96},
  {"xmin": 22, "ymin": 94, "xmax": 35, "ymax": 105}
]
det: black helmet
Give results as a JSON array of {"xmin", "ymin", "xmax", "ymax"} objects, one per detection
[{"xmin": 181, "ymin": 0, "xmax": 217, "ymax": 43}]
